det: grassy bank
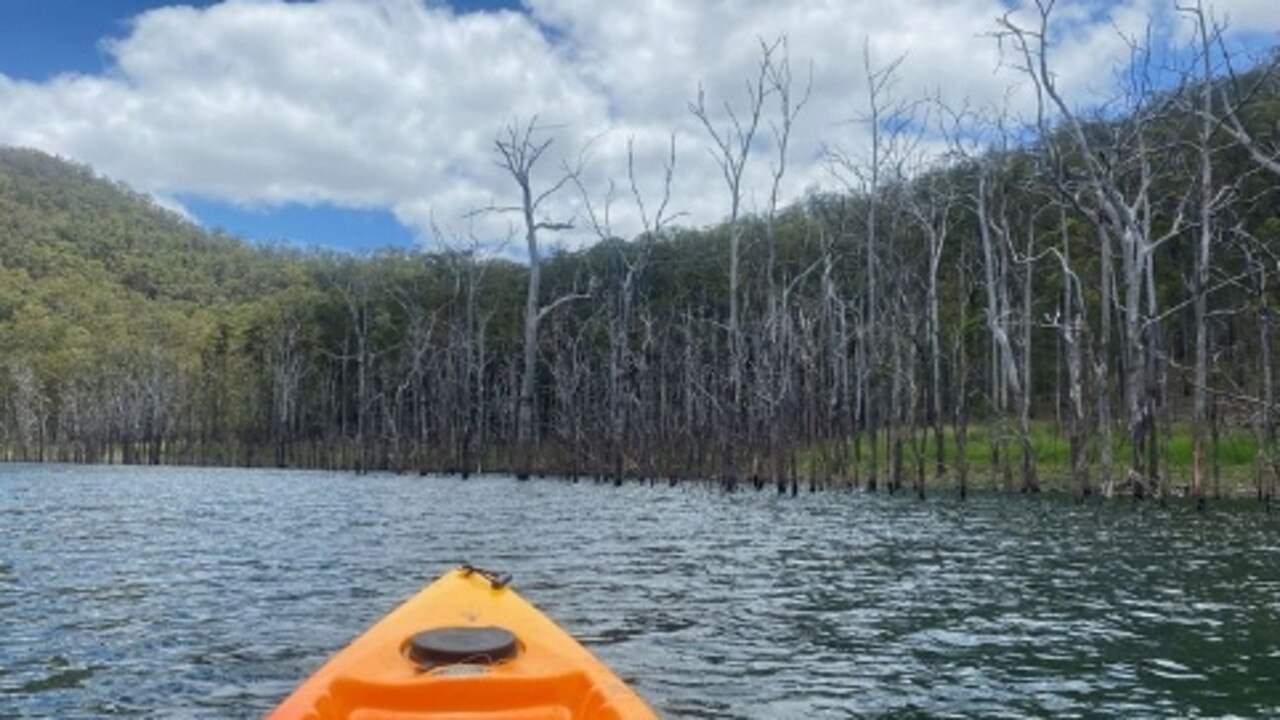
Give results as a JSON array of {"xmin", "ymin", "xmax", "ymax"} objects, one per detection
[{"xmin": 797, "ymin": 421, "xmax": 1273, "ymax": 496}]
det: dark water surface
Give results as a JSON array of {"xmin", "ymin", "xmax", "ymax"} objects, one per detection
[{"xmin": 2, "ymin": 464, "xmax": 1278, "ymax": 718}]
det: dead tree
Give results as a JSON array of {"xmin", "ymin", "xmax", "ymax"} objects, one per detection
[
  {"xmin": 572, "ymin": 134, "xmax": 679, "ymax": 482},
  {"xmin": 760, "ymin": 36, "xmax": 812, "ymax": 488},
  {"xmin": 904, "ymin": 111, "xmax": 960, "ymax": 484},
  {"xmin": 269, "ymin": 310, "xmax": 306, "ymax": 468},
  {"xmin": 331, "ymin": 263, "xmax": 377, "ymax": 474},
  {"xmin": 437, "ymin": 223, "xmax": 505, "ymax": 477},
  {"xmin": 963, "ymin": 124, "xmax": 1018, "ymax": 493},
  {"xmin": 1049, "ymin": 206, "xmax": 1092, "ymax": 497},
  {"xmin": 689, "ymin": 39, "xmax": 773, "ymax": 487},
  {"xmin": 487, "ymin": 118, "xmax": 586, "ymax": 479},
  {"xmin": 827, "ymin": 42, "xmax": 911, "ymax": 491},
  {"xmin": 999, "ymin": 3, "xmax": 1188, "ymax": 497},
  {"xmin": 1184, "ymin": 0, "xmax": 1219, "ymax": 508}
]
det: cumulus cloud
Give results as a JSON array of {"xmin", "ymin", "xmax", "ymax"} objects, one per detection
[
  {"xmin": 0, "ymin": 0, "xmax": 1271, "ymax": 249},
  {"xmin": 1210, "ymin": 0, "xmax": 1280, "ymax": 33}
]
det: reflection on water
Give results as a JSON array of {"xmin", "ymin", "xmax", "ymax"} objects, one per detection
[{"xmin": 1, "ymin": 463, "xmax": 1278, "ymax": 718}]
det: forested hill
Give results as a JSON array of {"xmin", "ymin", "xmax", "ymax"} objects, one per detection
[
  {"xmin": 0, "ymin": 146, "xmax": 304, "ymax": 304},
  {"xmin": 0, "ymin": 146, "xmax": 339, "ymax": 466},
  {"xmin": 2, "ymin": 47, "xmax": 1280, "ymax": 504},
  {"xmin": 0, "ymin": 145, "xmax": 526, "ymax": 470}
]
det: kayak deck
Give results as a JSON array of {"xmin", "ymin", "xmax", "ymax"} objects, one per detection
[{"xmin": 267, "ymin": 567, "xmax": 656, "ymax": 720}]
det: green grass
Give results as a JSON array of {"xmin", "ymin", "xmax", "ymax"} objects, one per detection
[{"xmin": 795, "ymin": 420, "xmax": 1270, "ymax": 493}]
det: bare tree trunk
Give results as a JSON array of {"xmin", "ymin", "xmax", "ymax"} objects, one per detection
[
  {"xmin": 1189, "ymin": 1, "xmax": 1215, "ymax": 510},
  {"xmin": 518, "ymin": 212, "xmax": 540, "ymax": 479},
  {"xmin": 1056, "ymin": 208, "xmax": 1090, "ymax": 497},
  {"xmin": 977, "ymin": 171, "xmax": 1015, "ymax": 492},
  {"xmin": 1262, "ymin": 298, "xmax": 1277, "ymax": 509},
  {"xmin": 489, "ymin": 119, "xmax": 579, "ymax": 479},
  {"xmin": 905, "ymin": 154, "xmax": 954, "ymax": 486},
  {"xmin": 954, "ymin": 248, "xmax": 971, "ymax": 499},
  {"xmin": 334, "ymin": 270, "xmax": 374, "ymax": 475},
  {"xmin": 1098, "ymin": 226, "xmax": 1115, "ymax": 498},
  {"xmin": 1019, "ymin": 223, "xmax": 1039, "ymax": 493},
  {"xmin": 929, "ymin": 246, "xmax": 946, "ymax": 484}
]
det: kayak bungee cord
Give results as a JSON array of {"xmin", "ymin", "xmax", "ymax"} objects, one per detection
[{"xmin": 459, "ymin": 562, "xmax": 512, "ymax": 589}]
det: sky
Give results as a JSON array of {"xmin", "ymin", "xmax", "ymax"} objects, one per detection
[{"xmin": 0, "ymin": 0, "xmax": 1276, "ymax": 254}]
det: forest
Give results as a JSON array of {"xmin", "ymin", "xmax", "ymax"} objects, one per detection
[{"xmin": 2, "ymin": 3, "xmax": 1279, "ymax": 505}]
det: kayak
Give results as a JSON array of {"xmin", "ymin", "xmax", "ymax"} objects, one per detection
[{"xmin": 267, "ymin": 565, "xmax": 658, "ymax": 719}]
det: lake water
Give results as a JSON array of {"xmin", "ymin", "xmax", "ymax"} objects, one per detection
[{"xmin": 1, "ymin": 463, "xmax": 1278, "ymax": 718}]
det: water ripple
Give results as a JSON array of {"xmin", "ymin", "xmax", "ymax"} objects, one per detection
[{"xmin": 1, "ymin": 464, "xmax": 1278, "ymax": 718}]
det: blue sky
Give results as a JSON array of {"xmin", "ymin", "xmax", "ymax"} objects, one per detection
[
  {"xmin": 0, "ymin": 0, "xmax": 1274, "ymax": 255},
  {"xmin": 0, "ymin": 1, "xmax": 215, "ymax": 81}
]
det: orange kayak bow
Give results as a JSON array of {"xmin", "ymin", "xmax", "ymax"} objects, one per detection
[{"xmin": 267, "ymin": 566, "xmax": 658, "ymax": 719}]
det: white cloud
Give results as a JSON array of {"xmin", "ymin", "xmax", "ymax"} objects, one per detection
[
  {"xmin": 1208, "ymin": 0, "xmax": 1280, "ymax": 33},
  {"xmin": 0, "ymin": 0, "xmax": 1268, "ymax": 250}
]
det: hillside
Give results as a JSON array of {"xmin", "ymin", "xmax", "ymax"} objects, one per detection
[{"xmin": 0, "ymin": 149, "xmax": 314, "ymax": 463}]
